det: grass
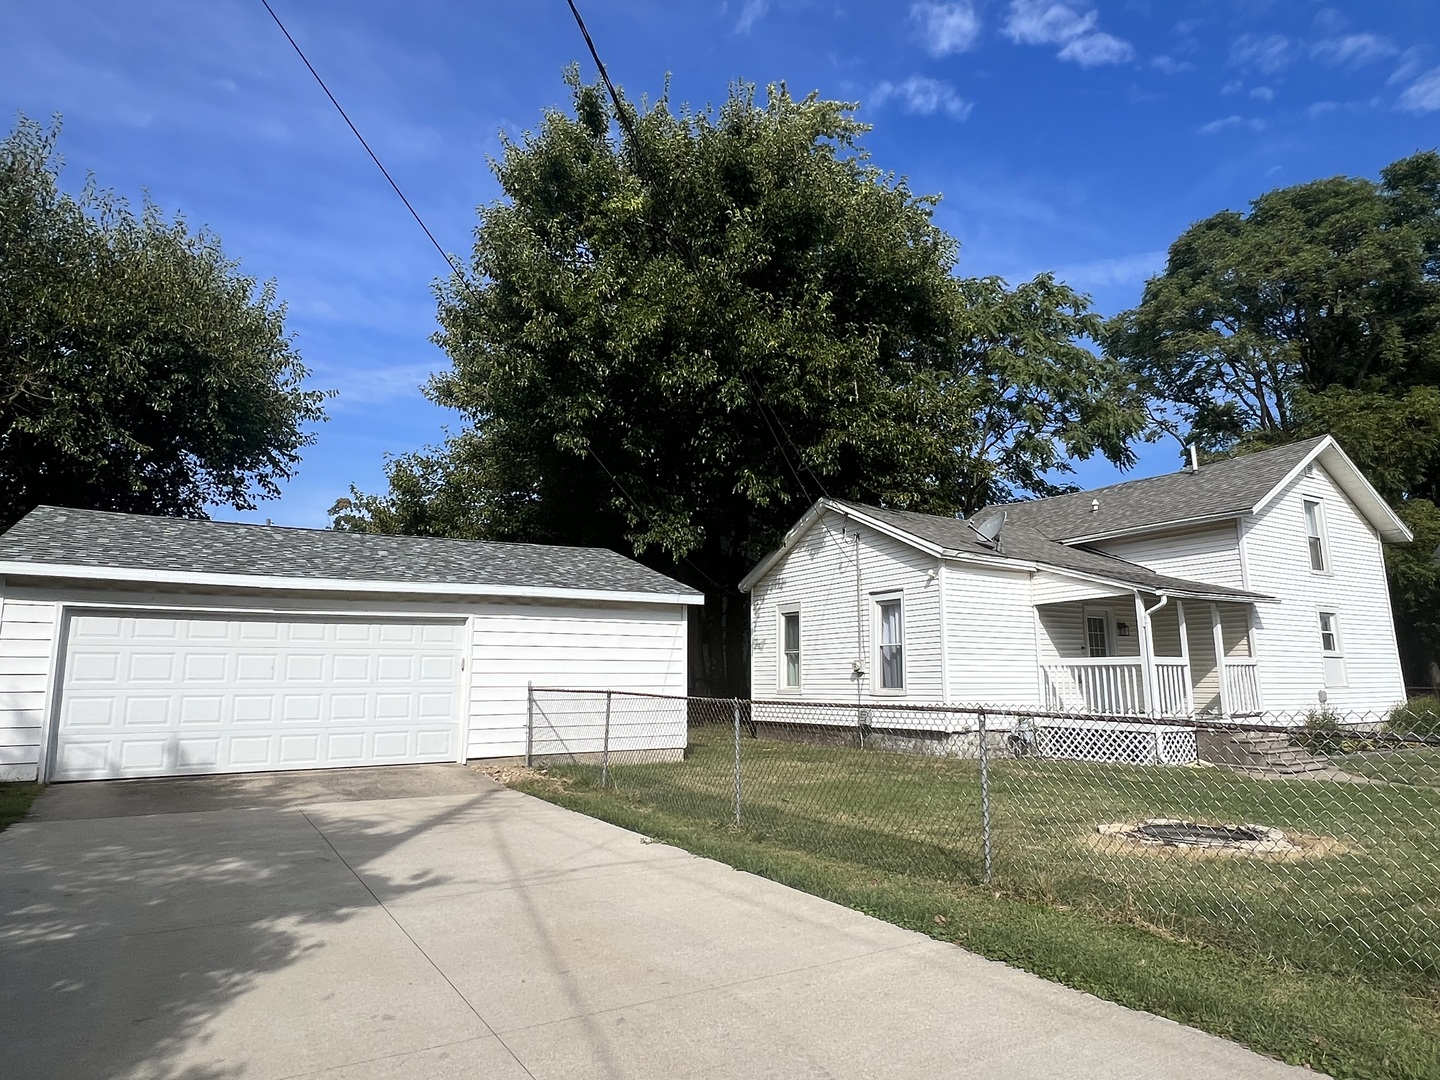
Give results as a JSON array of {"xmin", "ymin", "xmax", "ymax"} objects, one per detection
[
  {"xmin": 0, "ymin": 782, "xmax": 42, "ymax": 832},
  {"xmin": 512, "ymin": 725, "xmax": 1440, "ymax": 1079},
  {"xmin": 1334, "ymin": 747, "xmax": 1440, "ymax": 790}
]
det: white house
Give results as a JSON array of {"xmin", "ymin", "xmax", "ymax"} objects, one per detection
[
  {"xmin": 0, "ymin": 507, "xmax": 702, "ymax": 782},
  {"xmin": 742, "ymin": 436, "xmax": 1411, "ymax": 731}
]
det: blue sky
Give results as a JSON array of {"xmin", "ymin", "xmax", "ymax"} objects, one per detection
[{"xmin": 4, "ymin": 0, "xmax": 1438, "ymax": 527}]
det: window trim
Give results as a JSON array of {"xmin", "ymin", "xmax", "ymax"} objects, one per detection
[
  {"xmin": 779, "ymin": 609, "xmax": 802, "ymax": 692},
  {"xmin": 872, "ymin": 592, "xmax": 906, "ymax": 693},
  {"xmin": 1303, "ymin": 498, "xmax": 1331, "ymax": 575},
  {"xmin": 1082, "ymin": 606, "xmax": 1115, "ymax": 659},
  {"xmin": 1318, "ymin": 610, "xmax": 1347, "ymax": 688}
]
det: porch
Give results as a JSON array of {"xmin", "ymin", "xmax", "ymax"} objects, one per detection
[{"xmin": 1035, "ymin": 593, "xmax": 1260, "ymax": 720}]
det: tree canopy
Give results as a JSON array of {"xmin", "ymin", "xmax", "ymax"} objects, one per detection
[
  {"xmin": 0, "ymin": 116, "xmax": 327, "ymax": 529},
  {"xmin": 334, "ymin": 74, "xmax": 1145, "ymax": 693},
  {"xmin": 1107, "ymin": 150, "xmax": 1440, "ymax": 684}
]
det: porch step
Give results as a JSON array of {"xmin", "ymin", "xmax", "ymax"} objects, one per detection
[{"xmin": 1195, "ymin": 730, "xmax": 1334, "ymax": 778}]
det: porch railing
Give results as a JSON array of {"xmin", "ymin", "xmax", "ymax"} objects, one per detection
[
  {"xmin": 1223, "ymin": 659, "xmax": 1263, "ymax": 715},
  {"xmin": 1042, "ymin": 657, "xmax": 1192, "ymax": 718},
  {"xmin": 1043, "ymin": 658, "xmax": 1145, "ymax": 715},
  {"xmin": 1154, "ymin": 659, "xmax": 1192, "ymax": 718}
]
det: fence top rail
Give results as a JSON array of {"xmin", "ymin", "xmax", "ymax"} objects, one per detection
[{"xmin": 527, "ymin": 687, "xmax": 1434, "ymax": 742}]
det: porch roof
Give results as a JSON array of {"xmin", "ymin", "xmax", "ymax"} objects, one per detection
[{"xmin": 822, "ymin": 502, "xmax": 1271, "ymax": 604}]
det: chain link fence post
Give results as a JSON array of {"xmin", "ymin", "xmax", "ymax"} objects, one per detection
[
  {"xmin": 601, "ymin": 689, "xmax": 612, "ymax": 789},
  {"xmin": 524, "ymin": 681, "xmax": 534, "ymax": 767},
  {"xmin": 733, "ymin": 698, "xmax": 742, "ymax": 827},
  {"xmin": 977, "ymin": 708, "xmax": 993, "ymax": 887}
]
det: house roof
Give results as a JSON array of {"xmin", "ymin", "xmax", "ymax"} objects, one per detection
[
  {"xmin": 827, "ymin": 502, "xmax": 1268, "ymax": 603},
  {"xmin": 0, "ymin": 506, "xmax": 703, "ymax": 604},
  {"xmin": 740, "ymin": 498, "xmax": 1268, "ymax": 603},
  {"xmin": 977, "ymin": 435, "xmax": 1411, "ymax": 544}
]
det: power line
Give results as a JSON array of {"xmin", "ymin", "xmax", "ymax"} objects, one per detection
[
  {"xmin": 259, "ymin": 0, "xmax": 462, "ymax": 279},
  {"xmin": 257, "ymin": 0, "xmax": 730, "ymax": 594}
]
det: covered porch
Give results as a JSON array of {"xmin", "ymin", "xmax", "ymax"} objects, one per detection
[{"xmin": 1034, "ymin": 590, "xmax": 1260, "ymax": 720}]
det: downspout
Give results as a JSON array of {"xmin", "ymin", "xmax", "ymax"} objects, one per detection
[
  {"xmin": 937, "ymin": 558, "xmax": 950, "ymax": 705},
  {"xmin": 1140, "ymin": 593, "xmax": 1170, "ymax": 718}
]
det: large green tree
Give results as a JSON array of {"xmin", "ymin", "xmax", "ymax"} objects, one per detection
[
  {"xmin": 335, "ymin": 75, "xmax": 1143, "ymax": 694},
  {"xmin": 1107, "ymin": 151, "xmax": 1440, "ymax": 686},
  {"xmin": 0, "ymin": 116, "xmax": 327, "ymax": 528}
]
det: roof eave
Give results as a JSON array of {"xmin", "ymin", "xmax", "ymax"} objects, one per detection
[
  {"xmin": 0, "ymin": 561, "xmax": 705, "ymax": 606},
  {"xmin": 1246, "ymin": 437, "xmax": 1412, "ymax": 543},
  {"xmin": 1053, "ymin": 510, "xmax": 1248, "ymax": 546}
]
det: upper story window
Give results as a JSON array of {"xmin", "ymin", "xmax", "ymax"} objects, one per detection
[
  {"xmin": 781, "ymin": 611, "xmax": 801, "ymax": 689},
  {"xmin": 875, "ymin": 596, "xmax": 905, "ymax": 690},
  {"xmin": 1303, "ymin": 499, "xmax": 1329, "ymax": 573}
]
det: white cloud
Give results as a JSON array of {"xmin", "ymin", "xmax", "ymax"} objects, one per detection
[
  {"xmin": 1230, "ymin": 33, "xmax": 1290, "ymax": 76},
  {"xmin": 1058, "ymin": 31, "xmax": 1133, "ymax": 67},
  {"xmin": 1311, "ymin": 33, "xmax": 1396, "ymax": 67},
  {"xmin": 1003, "ymin": 0, "xmax": 1095, "ymax": 45},
  {"xmin": 1198, "ymin": 115, "xmax": 1266, "ymax": 135},
  {"xmin": 1307, "ymin": 100, "xmax": 1339, "ymax": 117},
  {"xmin": 1151, "ymin": 55, "xmax": 1193, "ymax": 76},
  {"xmin": 1054, "ymin": 250, "xmax": 1167, "ymax": 289},
  {"xmin": 911, "ymin": 2, "xmax": 982, "ymax": 57},
  {"xmin": 1397, "ymin": 67, "xmax": 1440, "ymax": 113},
  {"xmin": 1220, "ymin": 79, "xmax": 1243, "ymax": 95},
  {"xmin": 1001, "ymin": 1, "xmax": 1133, "ymax": 67},
  {"xmin": 1250, "ymin": 86, "xmax": 1274, "ymax": 102},
  {"xmin": 735, "ymin": 0, "xmax": 769, "ymax": 33},
  {"xmin": 872, "ymin": 76, "xmax": 974, "ymax": 119}
]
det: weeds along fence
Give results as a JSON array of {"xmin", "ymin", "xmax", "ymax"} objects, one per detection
[{"xmin": 526, "ymin": 687, "xmax": 1440, "ymax": 980}]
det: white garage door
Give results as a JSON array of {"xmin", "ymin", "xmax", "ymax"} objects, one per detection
[{"xmin": 51, "ymin": 611, "xmax": 466, "ymax": 781}]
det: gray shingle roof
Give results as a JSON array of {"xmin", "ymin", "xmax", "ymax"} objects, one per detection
[
  {"xmin": 833, "ymin": 501, "xmax": 1267, "ymax": 602},
  {"xmin": 979, "ymin": 436, "xmax": 1329, "ymax": 541},
  {"xmin": 0, "ymin": 507, "xmax": 699, "ymax": 599}
]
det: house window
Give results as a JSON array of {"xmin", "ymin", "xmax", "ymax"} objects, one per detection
[
  {"xmin": 1318, "ymin": 611, "xmax": 1347, "ymax": 687},
  {"xmin": 781, "ymin": 612, "xmax": 801, "ymax": 689},
  {"xmin": 876, "ymin": 596, "xmax": 904, "ymax": 689},
  {"xmin": 1303, "ymin": 500, "xmax": 1329, "ymax": 573},
  {"xmin": 1084, "ymin": 608, "xmax": 1112, "ymax": 658}
]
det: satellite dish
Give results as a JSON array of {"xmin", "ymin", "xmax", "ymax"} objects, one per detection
[{"xmin": 968, "ymin": 511, "xmax": 1005, "ymax": 548}]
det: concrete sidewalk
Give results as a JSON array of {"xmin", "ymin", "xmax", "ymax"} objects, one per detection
[{"xmin": 0, "ymin": 771, "xmax": 1312, "ymax": 1079}]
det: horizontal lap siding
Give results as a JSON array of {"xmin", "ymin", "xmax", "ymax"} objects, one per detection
[
  {"xmin": 0, "ymin": 597, "xmax": 57, "ymax": 780},
  {"xmin": 750, "ymin": 512, "xmax": 942, "ymax": 706},
  {"xmin": 1243, "ymin": 468, "xmax": 1405, "ymax": 714},
  {"xmin": 467, "ymin": 604, "xmax": 687, "ymax": 759},
  {"xmin": 945, "ymin": 564, "xmax": 1039, "ymax": 707},
  {"xmin": 1094, "ymin": 524, "xmax": 1243, "ymax": 587}
]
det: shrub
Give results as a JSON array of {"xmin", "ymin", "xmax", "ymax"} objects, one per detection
[
  {"xmin": 1296, "ymin": 707, "xmax": 1344, "ymax": 756},
  {"xmin": 1387, "ymin": 697, "xmax": 1440, "ymax": 741}
]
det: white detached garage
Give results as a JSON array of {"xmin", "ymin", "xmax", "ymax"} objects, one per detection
[{"xmin": 0, "ymin": 507, "xmax": 701, "ymax": 782}]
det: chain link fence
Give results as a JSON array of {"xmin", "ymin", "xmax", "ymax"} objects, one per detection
[{"xmin": 526, "ymin": 687, "xmax": 1440, "ymax": 980}]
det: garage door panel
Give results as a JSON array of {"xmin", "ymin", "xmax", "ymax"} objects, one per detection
[{"xmin": 53, "ymin": 613, "xmax": 464, "ymax": 781}]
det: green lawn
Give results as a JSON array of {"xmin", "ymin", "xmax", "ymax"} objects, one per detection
[
  {"xmin": 513, "ymin": 725, "xmax": 1440, "ymax": 1079},
  {"xmin": 1333, "ymin": 747, "xmax": 1440, "ymax": 790},
  {"xmin": 0, "ymin": 782, "xmax": 42, "ymax": 832}
]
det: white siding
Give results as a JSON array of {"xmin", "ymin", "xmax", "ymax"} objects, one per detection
[
  {"xmin": 467, "ymin": 603, "xmax": 686, "ymax": 758},
  {"xmin": 1036, "ymin": 599, "xmax": 1144, "ymax": 661},
  {"xmin": 1093, "ymin": 523, "xmax": 1244, "ymax": 588},
  {"xmin": 749, "ymin": 512, "xmax": 943, "ymax": 704},
  {"xmin": 944, "ymin": 564, "xmax": 1039, "ymax": 707},
  {"xmin": 1242, "ymin": 465, "xmax": 1406, "ymax": 713},
  {"xmin": 0, "ymin": 583, "xmax": 688, "ymax": 780},
  {"xmin": 0, "ymin": 595, "xmax": 58, "ymax": 781}
]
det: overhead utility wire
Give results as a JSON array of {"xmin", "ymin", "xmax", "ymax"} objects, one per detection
[
  {"xmin": 259, "ymin": 0, "xmax": 461, "ymax": 279},
  {"xmin": 257, "ymin": 0, "xmax": 728, "ymax": 593}
]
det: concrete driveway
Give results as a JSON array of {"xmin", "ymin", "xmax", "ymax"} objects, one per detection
[{"xmin": 0, "ymin": 766, "xmax": 1310, "ymax": 1080}]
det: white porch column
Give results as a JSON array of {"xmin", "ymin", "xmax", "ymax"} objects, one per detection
[
  {"xmin": 1211, "ymin": 602, "xmax": 1231, "ymax": 719},
  {"xmin": 1176, "ymin": 599, "xmax": 1193, "ymax": 717},
  {"xmin": 1134, "ymin": 591, "xmax": 1156, "ymax": 717},
  {"xmin": 937, "ymin": 559, "xmax": 950, "ymax": 704}
]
